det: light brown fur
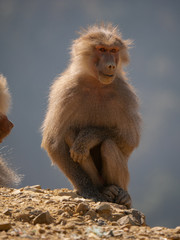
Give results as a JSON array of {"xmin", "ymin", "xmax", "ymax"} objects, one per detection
[
  {"xmin": 0, "ymin": 74, "xmax": 20, "ymax": 187},
  {"xmin": 41, "ymin": 24, "xmax": 141, "ymax": 207}
]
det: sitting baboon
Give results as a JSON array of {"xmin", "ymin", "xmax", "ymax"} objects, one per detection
[
  {"xmin": 41, "ymin": 24, "xmax": 141, "ymax": 208},
  {"xmin": 0, "ymin": 74, "xmax": 20, "ymax": 187}
]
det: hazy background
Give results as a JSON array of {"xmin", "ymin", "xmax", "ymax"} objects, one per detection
[{"xmin": 0, "ymin": 0, "xmax": 179, "ymax": 228}]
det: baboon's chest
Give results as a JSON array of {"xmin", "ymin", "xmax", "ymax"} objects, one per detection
[{"xmin": 77, "ymin": 89, "xmax": 127, "ymax": 128}]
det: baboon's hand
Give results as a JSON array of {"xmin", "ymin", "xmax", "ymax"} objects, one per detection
[
  {"xmin": 0, "ymin": 114, "xmax": 14, "ymax": 142},
  {"xmin": 70, "ymin": 142, "xmax": 89, "ymax": 163}
]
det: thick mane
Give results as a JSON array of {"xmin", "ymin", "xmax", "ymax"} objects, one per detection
[
  {"xmin": 71, "ymin": 23, "xmax": 132, "ymax": 72},
  {"xmin": 79, "ymin": 23, "xmax": 120, "ymax": 38},
  {"xmin": 72, "ymin": 23, "xmax": 123, "ymax": 55}
]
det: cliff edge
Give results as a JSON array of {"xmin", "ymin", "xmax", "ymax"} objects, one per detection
[{"xmin": 0, "ymin": 186, "xmax": 179, "ymax": 239}]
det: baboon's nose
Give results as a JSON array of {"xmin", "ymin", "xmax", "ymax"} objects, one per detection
[{"xmin": 107, "ymin": 63, "xmax": 116, "ymax": 70}]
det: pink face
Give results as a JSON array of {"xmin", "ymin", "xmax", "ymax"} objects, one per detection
[{"xmin": 94, "ymin": 45, "xmax": 120, "ymax": 84}]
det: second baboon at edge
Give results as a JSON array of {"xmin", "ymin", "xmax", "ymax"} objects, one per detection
[{"xmin": 41, "ymin": 23, "xmax": 141, "ymax": 208}]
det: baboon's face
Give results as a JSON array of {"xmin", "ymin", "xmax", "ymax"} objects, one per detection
[{"xmin": 94, "ymin": 45, "xmax": 120, "ymax": 84}]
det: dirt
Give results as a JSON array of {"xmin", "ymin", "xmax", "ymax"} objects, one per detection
[{"xmin": 0, "ymin": 185, "xmax": 179, "ymax": 239}]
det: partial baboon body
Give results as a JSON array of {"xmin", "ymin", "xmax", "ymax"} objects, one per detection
[
  {"xmin": 0, "ymin": 74, "xmax": 20, "ymax": 187},
  {"xmin": 41, "ymin": 24, "xmax": 141, "ymax": 208}
]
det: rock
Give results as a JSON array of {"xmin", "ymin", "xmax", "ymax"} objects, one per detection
[
  {"xmin": 3, "ymin": 209, "xmax": 12, "ymax": 216},
  {"xmin": 96, "ymin": 203, "xmax": 112, "ymax": 214},
  {"xmin": 74, "ymin": 197, "xmax": 86, "ymax": 202},
  {"xmin": 0, "ymin": 222, "xmax": 11, "ymax": 231},
  {"xmin": 97, "ymin": 219, "xmax": 106, "ymax": 226},
  {"xmin": 24, "ymin": 185, "xmax": 41, "ymax": 189},
  {"xmin": 110, "ymin": 229, "xmax": 123, "ymax": 237},
  {"xmin": 95, "ymin": 203, "xmax": 112, "ymax": 219},
  {"xmin": 24, "ymin": 186, "xmax": 43, "ymax": 193},
  {"xmin": 12, "ymin": 189, "xmax": 23, "ymax": 195},
  {"xmin": 87, "ymin": 232, "xmax": 101, "ymax": 239},
  {"xmin": 15, "ymin": 213, "xmax": 31, "ymax": 223},
  {"xmin": 111, "ymin": 213, "xmax": 124, "ymax": 221},
  {"xmin": 175, "ymin": 226, "xmax": 180, "ymax": 233},
  {"xmin": 58, "ymin": 189, "xmax": 79, "ymax": 198},
  {"xmin": 131, "ymin": 209, "xmax": 146, "ymax": 226},
  {"xmin": 76, "ymin": 202, "xmax": 89, "ymax": 215},
  {"xmin": 63, "ymin": 222, "xmax": 75, "ymax": 229},
  {"xmin": 86, "ymin": 209, "xmax": 97, "ymax": 219},
  {"xmin": 44, "ymin": 199, "xmax": 55, "ymax": 204},
  {"xmin": 33, "ymin": 211, "xmax": 54, "ymax": 225},
  {"xmin": 57, "ymin": 216, "xmax": 67, "ymax": 226},
  {"xmin": 117, "ymin": 209, "xmax": 146, "ymax": 227},
  {"xmin": 59, "ymin": 196, "xmax": 71, "ymax": 201}
]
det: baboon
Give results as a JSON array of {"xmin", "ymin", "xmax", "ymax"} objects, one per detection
[
  {"xmin": 0, "ymin": 74, "xmax": 20, "ymax": 187},
  {"xmin": 41, "ymin": 24, "xmax": 141, "ymax": 208}
]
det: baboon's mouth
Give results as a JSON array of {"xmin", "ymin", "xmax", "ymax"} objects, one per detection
[{"xmin": 100, "ymin": 72, "xmax": 114, "ymax": 78}]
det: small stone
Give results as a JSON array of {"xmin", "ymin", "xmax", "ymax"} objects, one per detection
[
  {"xmin": 112, "ymin": 213, "xmax": 124, "ymax": 221},
  {"xmin": 33, "ymin": 211, "xmax": 54, "ymax": 225},
  {"xmin": 58, "ymin": 190, "xmax": 78, "ymax": 198},
  {"xmin": 57, "ymin": 217, "xmax": 67, "ymax": 226},
  {"xmin": 118, "ymin": 215, "xmax": 131, "ymax": 226},
  {"xmin": 88, "ymin": 232, "xmax": 100, "ymax": 239},
  {"xmin": 3, "ymin": 209, "xmax": 12, "ymax": 216},
  {"xmin": 57, "ymin": 209, "xmax": 63, "ymax": 215},
  {"xmin": 97, "ymin": 219, "xmax": 106, "ymax": 226},
  {"xmin": 96, "ymin": 203, "xmax": 112, "ymax": 219},
  {"xmin": 175, "ymin": 226, "xmax": 180, "ymax": 233},
  {"xmin": 118, "ymin": 209, "xmax": 146, "ymax": 227},
  {"xmin": 15, "ymin": 213, "xmax": 31, "ymax": 223},
  {"xmin": 74, "ymin": 197, "xmax": 86, "ymax": 202},
  {"xmin": 76, "ymin": 203, "xmax": 89, "ymax": 215},
  {"xmin": 0, "ymin": 222, "xmax": 11, "ymax": 231},
  {"xmin": 111, "ymin": 221, "xmax": 119, "ymax": 226},
  {"xmin": 61, "ymin": 212, "xmax": 70, "ymax": 218},
  {"xmin": 63, "ymin": 222, "xmax": 75, "ymax": 229},
  {"xmin": 12, "ymin": 189, "xmax": 23, "ymax": 195},
  {"xmin": 111, "ymin": 230, "xmax": 123, "ymax": 237},
  {"xmin": 151, "ymin": 226, "xmax": 164, "ymax": 231},
  {"xmin": 36, "ymin": 226, "xmax": 46, "ymax": 234},
  {"xmin": 24, "ymin": 206, "xmax": 34, "ymax": 211},
  {"xmin": 44, "ymin": 200, "xmax": 55, "ymax": 204},
  {"xmin": 131, "ymin": 209, "xmax": 146, "ymax": 226},
  {"xmin": 59, "ymin": 196, "xmax": 71, "ymax": 201},
  {"xmin": 31, "ymin": 185, "xmax": 41, "ymax": 189},
  {"xmin": 96, "ymin": 203, "xmax": 112, "ymax": 213},
  {"xmin": 86, "ymin": 210, "xmax": 97, "ymax": 219}
]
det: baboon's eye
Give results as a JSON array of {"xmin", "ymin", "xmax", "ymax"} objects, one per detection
[
  {"xmin": 110, "ymin": 48, "xmax": 119, "ymax": 53},
  {"xmin": 99, "ymin": 48, "xmax": 106, "ymax": 52}
]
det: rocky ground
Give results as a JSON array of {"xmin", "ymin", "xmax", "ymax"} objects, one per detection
[{"xmin": 0, "ymin": 185, "xmax": 179, "ymax": 240}]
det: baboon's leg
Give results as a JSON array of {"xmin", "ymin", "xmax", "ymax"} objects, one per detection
[{"xmin": 101, "ymin": 139, "xmax": 131, "ymax": 208}]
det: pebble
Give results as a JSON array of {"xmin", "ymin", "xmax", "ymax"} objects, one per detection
[
  {"xmin": 0, "ymin": 222, "xmax": 11, "ymax": 231},
  {"xmin": 58, "ymin": 189, "xmax": 78, "ymax": 198},
  {"xmin": 3, "ymin": 209, "xmax": 12, "ymax": 216},
  {"xmin": 44, "ymin": 200, "xmax": 55, "ymax": 204},
  {"xmin": 15, "ymin": 213, "xmax": 31, "ymax": 222},
  {"xmin": 111, "ymin": 229, "xmax": 123, "ymax": 237},
  {"xmin": 175, "ymin": 226, "xmax": 180, "ymax": 233},
  {"xmin": 86, "ymin": 209, "xmax": 97, "ymax": 219},
  {"xmin": 63, "ymin": 222, "xmax": 75, "ymax": 229},
  {"xmin": 96, "ymin": 203, "xmax": 112, "ymax": 213},
  {"xmin": 76, "ymin": 202, "xmax": 89, "ymax": 215},
  {"xmin": 33, "ymin": 211, "xmax": 54, "ymax": 225},
  {"xmin": 87, "ymin": 232, "xmax": 100, "ymax": 239}
]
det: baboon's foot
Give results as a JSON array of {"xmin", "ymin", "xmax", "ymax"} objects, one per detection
[{"xmin": 102, "ymin": 185, "xmax": 132, "ymax": 208}]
